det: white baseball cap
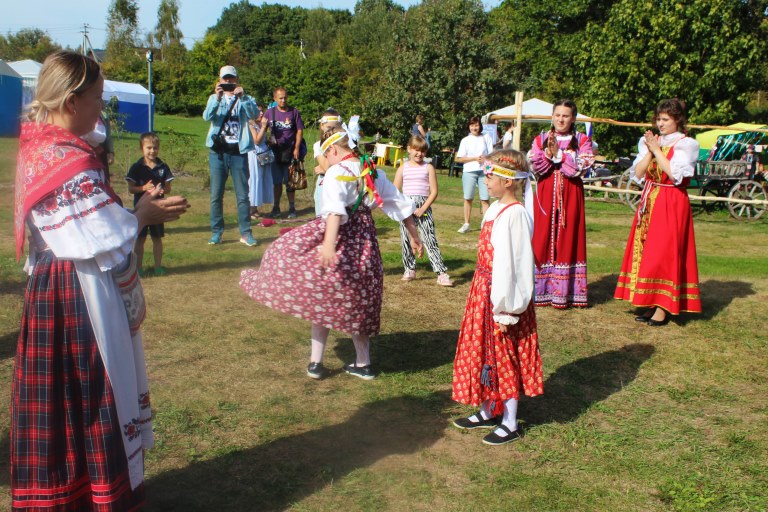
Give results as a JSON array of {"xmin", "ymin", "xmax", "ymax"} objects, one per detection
[{"xmin": 219, "ymin": 65, "xmax": 238, "ymax": 78}]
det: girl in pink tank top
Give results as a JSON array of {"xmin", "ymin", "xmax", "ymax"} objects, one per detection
[{"xmin": 394, "ymin": 135, "xmax": 453, "ymax": 286}]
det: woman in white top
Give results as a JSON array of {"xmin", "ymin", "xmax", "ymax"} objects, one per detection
[{"xmin": 455, "ymin": 116, "xmax": 494, "ymax": 233}]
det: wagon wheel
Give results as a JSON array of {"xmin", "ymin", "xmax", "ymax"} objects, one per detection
[
  {"xmin": 727, "ymin": 180, "xmax": 767, "ymax": 220},
  {"xmin": 622, "ymin": 170, "xmax": 644, "ymax": 211},
  {"xmin": 691, "ymin": 183, "xmax": 726, "ymax": 216}
]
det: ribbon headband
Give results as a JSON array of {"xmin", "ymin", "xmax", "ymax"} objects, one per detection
[
  {"xmin": 483, "ymin": 161, "xmax": 529, "ymax": 180},
  {"xmin": 320, "ymin": 132, "xmax": 347, "ymax": 154},
  {"xmin": 319, "ymin": 115, "xmax": 342, "ymax": 124}
]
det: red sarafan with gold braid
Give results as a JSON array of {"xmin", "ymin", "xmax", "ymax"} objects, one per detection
[{"xmin": 614, "ymin": 141, "xmax": 702, "ymax": 314}]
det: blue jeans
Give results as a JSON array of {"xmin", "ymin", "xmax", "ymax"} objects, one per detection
[{"xmin": 209, "ymin": 151, "xmax": 251, "ymax": 236}]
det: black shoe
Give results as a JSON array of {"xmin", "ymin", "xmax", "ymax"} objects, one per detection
[
  {"xmin": 452, "ymin": 413, "xmax": 499, "ymax": 430},
  {"xmin": 634, "ymin": 315, "xmax": 650, "ymax": 323},
  {"xmin": 265, "ymin": 208, "xmax": 281, "ymax": 218},
  {"xmin": 307, "ymin": 362, "xmax": 328, "ymax": 380},
  {"xmin": 343, "ymin": 363, "xmax": 376, "ymax": 380},
  {"xmin": 647, "ymin": 316, "xmax": 669, "ymax": 327},
  {"xmin": 482, "ymin": 424, "xmax": 523, "ymax": 445}
]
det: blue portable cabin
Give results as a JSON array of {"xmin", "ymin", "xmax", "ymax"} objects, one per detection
[
  {"xmin": 103, "ymin": 79, "xmax": 153, "ymax": 134},
  {"xmin": 0, "ymin": 60, "xmax": 23, "ymax": 136}
]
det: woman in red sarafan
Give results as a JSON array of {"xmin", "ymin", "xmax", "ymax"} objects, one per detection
[
  {"xmin": 528, "ymin": 99, "xmax": 594, "ymax": 309},
  {"xmin": 614, "ymin": 98, "xmax": 702, "ymax": 326}
]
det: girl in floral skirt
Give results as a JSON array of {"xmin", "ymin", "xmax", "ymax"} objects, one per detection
[
  {"xmin": 240, "ymin": 126, "xmax": 423, "ymax": 380},
  {"xmin": 451, "ymin": 149, "xmax": 544, "ymax": 445}
]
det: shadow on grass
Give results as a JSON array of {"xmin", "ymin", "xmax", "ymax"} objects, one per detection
[
  {"xmin": 682, "ymin": 279, "xmax": 755, "ymax": 324},
  {"xmin": 589, "ymin": 273, "xmax": 619, "ymax": 306},
  {"xmin": 334, "ymin": 330, "xmax": 460, "ymax": 374},
  {"xmin": 145, "ymin": 392, "xmax": 450, "ymax": 511},
  {"xmin": 155, "ymin": 257, "xmax": 269, "ymax": 277},
  {"xmin": 381, "ymin": 258, "xmax": 476, "ymax": 281},
  {"xmin": 522, "ymin": 343, "xmax": 655, "ymax": 426},
  {"xmin": 0, "ymin": 429, "xmax": 9, "ymax": 487},
  {"xmin": 0, "ymin": 331, "xmax": 18, "ymax": 360}
]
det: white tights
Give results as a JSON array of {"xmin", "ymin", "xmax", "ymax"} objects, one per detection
[{"xmin": 310, "ymin": 323, "xmax": 371, "ymax": 367}]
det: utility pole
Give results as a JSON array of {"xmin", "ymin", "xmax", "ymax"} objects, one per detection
[
  {"xmin": 146, "ymin": 50, "xmax": 154, "ymax": 132},
  {"xmin": 80, "ymin": 24, "xmax": 98, "ymax": 62}
]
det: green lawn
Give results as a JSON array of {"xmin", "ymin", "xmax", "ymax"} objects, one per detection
[{"xmin": 0, "ymin": 115, "xmax": 766, "ymax": 511}]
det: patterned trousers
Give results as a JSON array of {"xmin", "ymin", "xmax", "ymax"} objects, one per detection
[{"xmin": 399, "ymin": 195, "xmax": 448, "ymax": 274}]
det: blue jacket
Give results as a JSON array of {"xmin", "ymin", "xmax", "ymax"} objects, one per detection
[{"xmin": 203, "ymin": 94, "xmax": 259, "ymax": 154}]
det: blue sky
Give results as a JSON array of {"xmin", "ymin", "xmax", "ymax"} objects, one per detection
[{"xmin": 1, "ymin": 0, "xmax": 503, "ymax": 52}]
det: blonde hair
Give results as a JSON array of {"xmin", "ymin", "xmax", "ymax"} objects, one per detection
[
  {"xmin": 26, "ymin": 51, "xmax": 102, "ymax": 123},
  {"xmin": 486, "ymin": 149, "xmax": 530, "ymax": 175},
  {"xmin": 407, "ymin": 135, "xmax": 428, "ymax": 152}
]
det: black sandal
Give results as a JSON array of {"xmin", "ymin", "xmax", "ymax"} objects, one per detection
[
  {"xmin": 482, "ymin": 424, "xmax": 523, "ymax": 445},
  {"xmin": 452, "ymin": 413, "xmax": 499, "ymax": 430}
]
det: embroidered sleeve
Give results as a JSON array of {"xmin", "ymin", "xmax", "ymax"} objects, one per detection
[
  {"xmin": 30, "ymin": 170, "xmax": 137, "ymax": 271},
  {"xmin": 490, "ymin": 205, "xmax": 534, "ymax": 325},
  {"xmin": 529, "ymin": 135, "xmax": 555, "ymax": 177},
  {"xmin": 560, "ymin": 134, "xmax": 595, "ymax": 178}
]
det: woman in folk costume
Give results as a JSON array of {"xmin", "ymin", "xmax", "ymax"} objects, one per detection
[
  {"xmin": 240, "ymin": 124, "xmax": 423, "ymax": 381},
  {"xmin": 528, "ymin": 99, "xmax": 594, "ymax": 308},
  {"xmin": 614, "ymin": 98, "xmax": 701, "ymax": 325},
  {"xmin": 11, "ymin": 51, "xmax": 189, "ymax": 511},
  {"xmin": 452, "ymin": 150, "xmax": 543, "ymax": 446}
]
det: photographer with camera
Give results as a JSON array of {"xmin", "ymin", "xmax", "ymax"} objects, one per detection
[{"xmin": 203, "ymin": 65, "xmax": 260, "ymax": 247}]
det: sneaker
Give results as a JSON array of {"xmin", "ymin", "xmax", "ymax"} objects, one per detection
[
  {"xmin": 452, "ymin": 413, "xmax": 500, "ymax": 430},
  {"xmin": 240, "ymin": 234, "xmax": 259, "ymax": 247},
  {"xmin": 307, "ymin": 362, "xmax": 329, "ymax": 380},
  {"xmin": 401, "ymin": 269, "xmax": 416, "ymax": 281},
  {"xmin": 265, "ymin": 208, "xmax": 281, "ymax": 218},
  {"xmin": 436, "ymin": 273, "xmax": 453, "ymax": 286},
  {"xmin": 343, "ymin": 363, "xmax": 376, "ymax": 381},
  {"xmin": 457, "ymin": 223, "xmax": 470, "ymax": 234},
  {"xmin": 287, "ymin": 209, "xmax": 297, "ymax": 219},
  {"xmin": 154, "ymin": 267, "xmax": 167, "ymax": 277},
  {"xmin": 208, "ymin": 233, "xmax": 222, "ymax": 245},
  {"xmin": 482, "ymin": 424, "xmax": 523, "ymax": 445}
]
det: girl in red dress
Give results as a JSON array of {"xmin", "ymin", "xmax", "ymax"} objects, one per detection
[
  {"xmin": 528, "ymin": 100, "xmax": 594, "ymax": 308},
  {"xmin": 614, "ymin": 98, "xmax": 702, "ymax": 325},
  {"xmin": 452, "ymin": 150, "xmax": 544, "ymax": 446}
]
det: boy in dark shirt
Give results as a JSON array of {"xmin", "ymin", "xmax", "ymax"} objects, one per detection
[{"xmin": 126, "ymin": 132, "xmax": 175, "ymax": 276}]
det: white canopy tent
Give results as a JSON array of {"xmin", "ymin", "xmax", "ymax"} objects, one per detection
[{"xmin": 8, "ymin": 59, "xmax": 42, "ymax": 107}]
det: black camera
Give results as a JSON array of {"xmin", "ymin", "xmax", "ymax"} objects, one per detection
[{"xmin": 219, "ymin": 83, "xmax": 236, "ymax": 92}]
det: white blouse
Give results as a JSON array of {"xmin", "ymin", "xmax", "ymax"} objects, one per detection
[
  {"xmin": 27, "ymin": 169, "xmax": 137, "ymax": 272},
  {"xmin": 630, "ymin": 132, "xmax": 700, "ymax": 185},
  {"xmin": 320, "ymin": 160, "xmax": 415, "ymax": 224},
  {"xmin": 481, "ymin": 201, "xmax": 535, "ymax": 325}
]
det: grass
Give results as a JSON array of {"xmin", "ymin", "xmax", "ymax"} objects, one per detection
[{"xmin": 0, "ymin": 115, "xmax": 767, "ymax": 511}]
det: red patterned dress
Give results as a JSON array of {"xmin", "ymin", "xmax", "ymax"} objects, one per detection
[
  {"xmin": 529, "ymin": 131, "xmax": 594, "ymax": 308},
  {"xmin": 452, "ymin": 202, "xmax": 544, "ymax": 413},
  {"xmin": 614, "ymin": 134, "xmax": 702, "ymax": 314},
  {"xmin": 240, "ymin": 158, "xmax": 415, "ymax": 335}
]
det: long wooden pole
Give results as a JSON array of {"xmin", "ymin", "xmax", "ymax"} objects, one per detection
[
  {"xmin": 512, "ymin": 91, "xmax": 524, "ymax": 150},
  {"xmin": 488, "ymin": 114, "xmax": 768, "ymax": 133}
]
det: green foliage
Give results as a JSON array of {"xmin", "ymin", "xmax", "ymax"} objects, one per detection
[
  {"xmin": 580, "ymin": 0, "xmax": 768, "ymax": 156},
  {"xmin": 103, "ymin": 0, "xmax": 144, "ymax": 82},
  {"xmin": 365, "ymin": 0, "xmax": 499, "ymax": 146},
  {"xmin": 149, "ymin": 0, "xmax": 184, "ymax": 62},
  {"xmin": 0, "ymin": 29, "xmax": 62, "ymax": 62},
  {"xmin": 210, "ymin": 1, "xmax": 309, "ymax": 57}
]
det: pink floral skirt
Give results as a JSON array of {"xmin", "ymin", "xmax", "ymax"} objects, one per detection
[{"xmin": 240, "ymin": 206, "xmax": 384, "ymax": 335}]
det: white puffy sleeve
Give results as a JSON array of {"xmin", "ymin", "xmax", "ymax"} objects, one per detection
[
  {"xmin": 371, "ymin": 168, "xmax": 415, "ymax": 222},
  {"xmin": 320, "ymin": 164, "xmax": 354, "ymax": 224},
  {"xmin": 628, "ymin": 136, "xmax": 649, "ymax": 178},
  {"xmin": 490, "ymin": 203, "xmax": 535, "ymax": 325},
  {"xmin": 29, "ymin": 170, "xmax": 137, "ymax": 271},
  {"xmin": 669, "ymin": 137, "xmax": 700, "ymax": 184}
]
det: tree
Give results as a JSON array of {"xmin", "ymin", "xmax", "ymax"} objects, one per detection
[
  {"xmin": 365, "ymin": 0, "xmax": 502, "ymax": 146},
  {"xmin": 103, "ymin": 0, "xmax": 143, "ymax": 81},
  {"xmin": 579, "ymin": 0, "xmax": 768, "ymax": 156},
  {"xmin": 0, "ymin": 29, "xmax": 61, "ymax": 62},
  {"xmin": 150, "ymin": 0, "xmax": 184, "ymax": 62}
]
